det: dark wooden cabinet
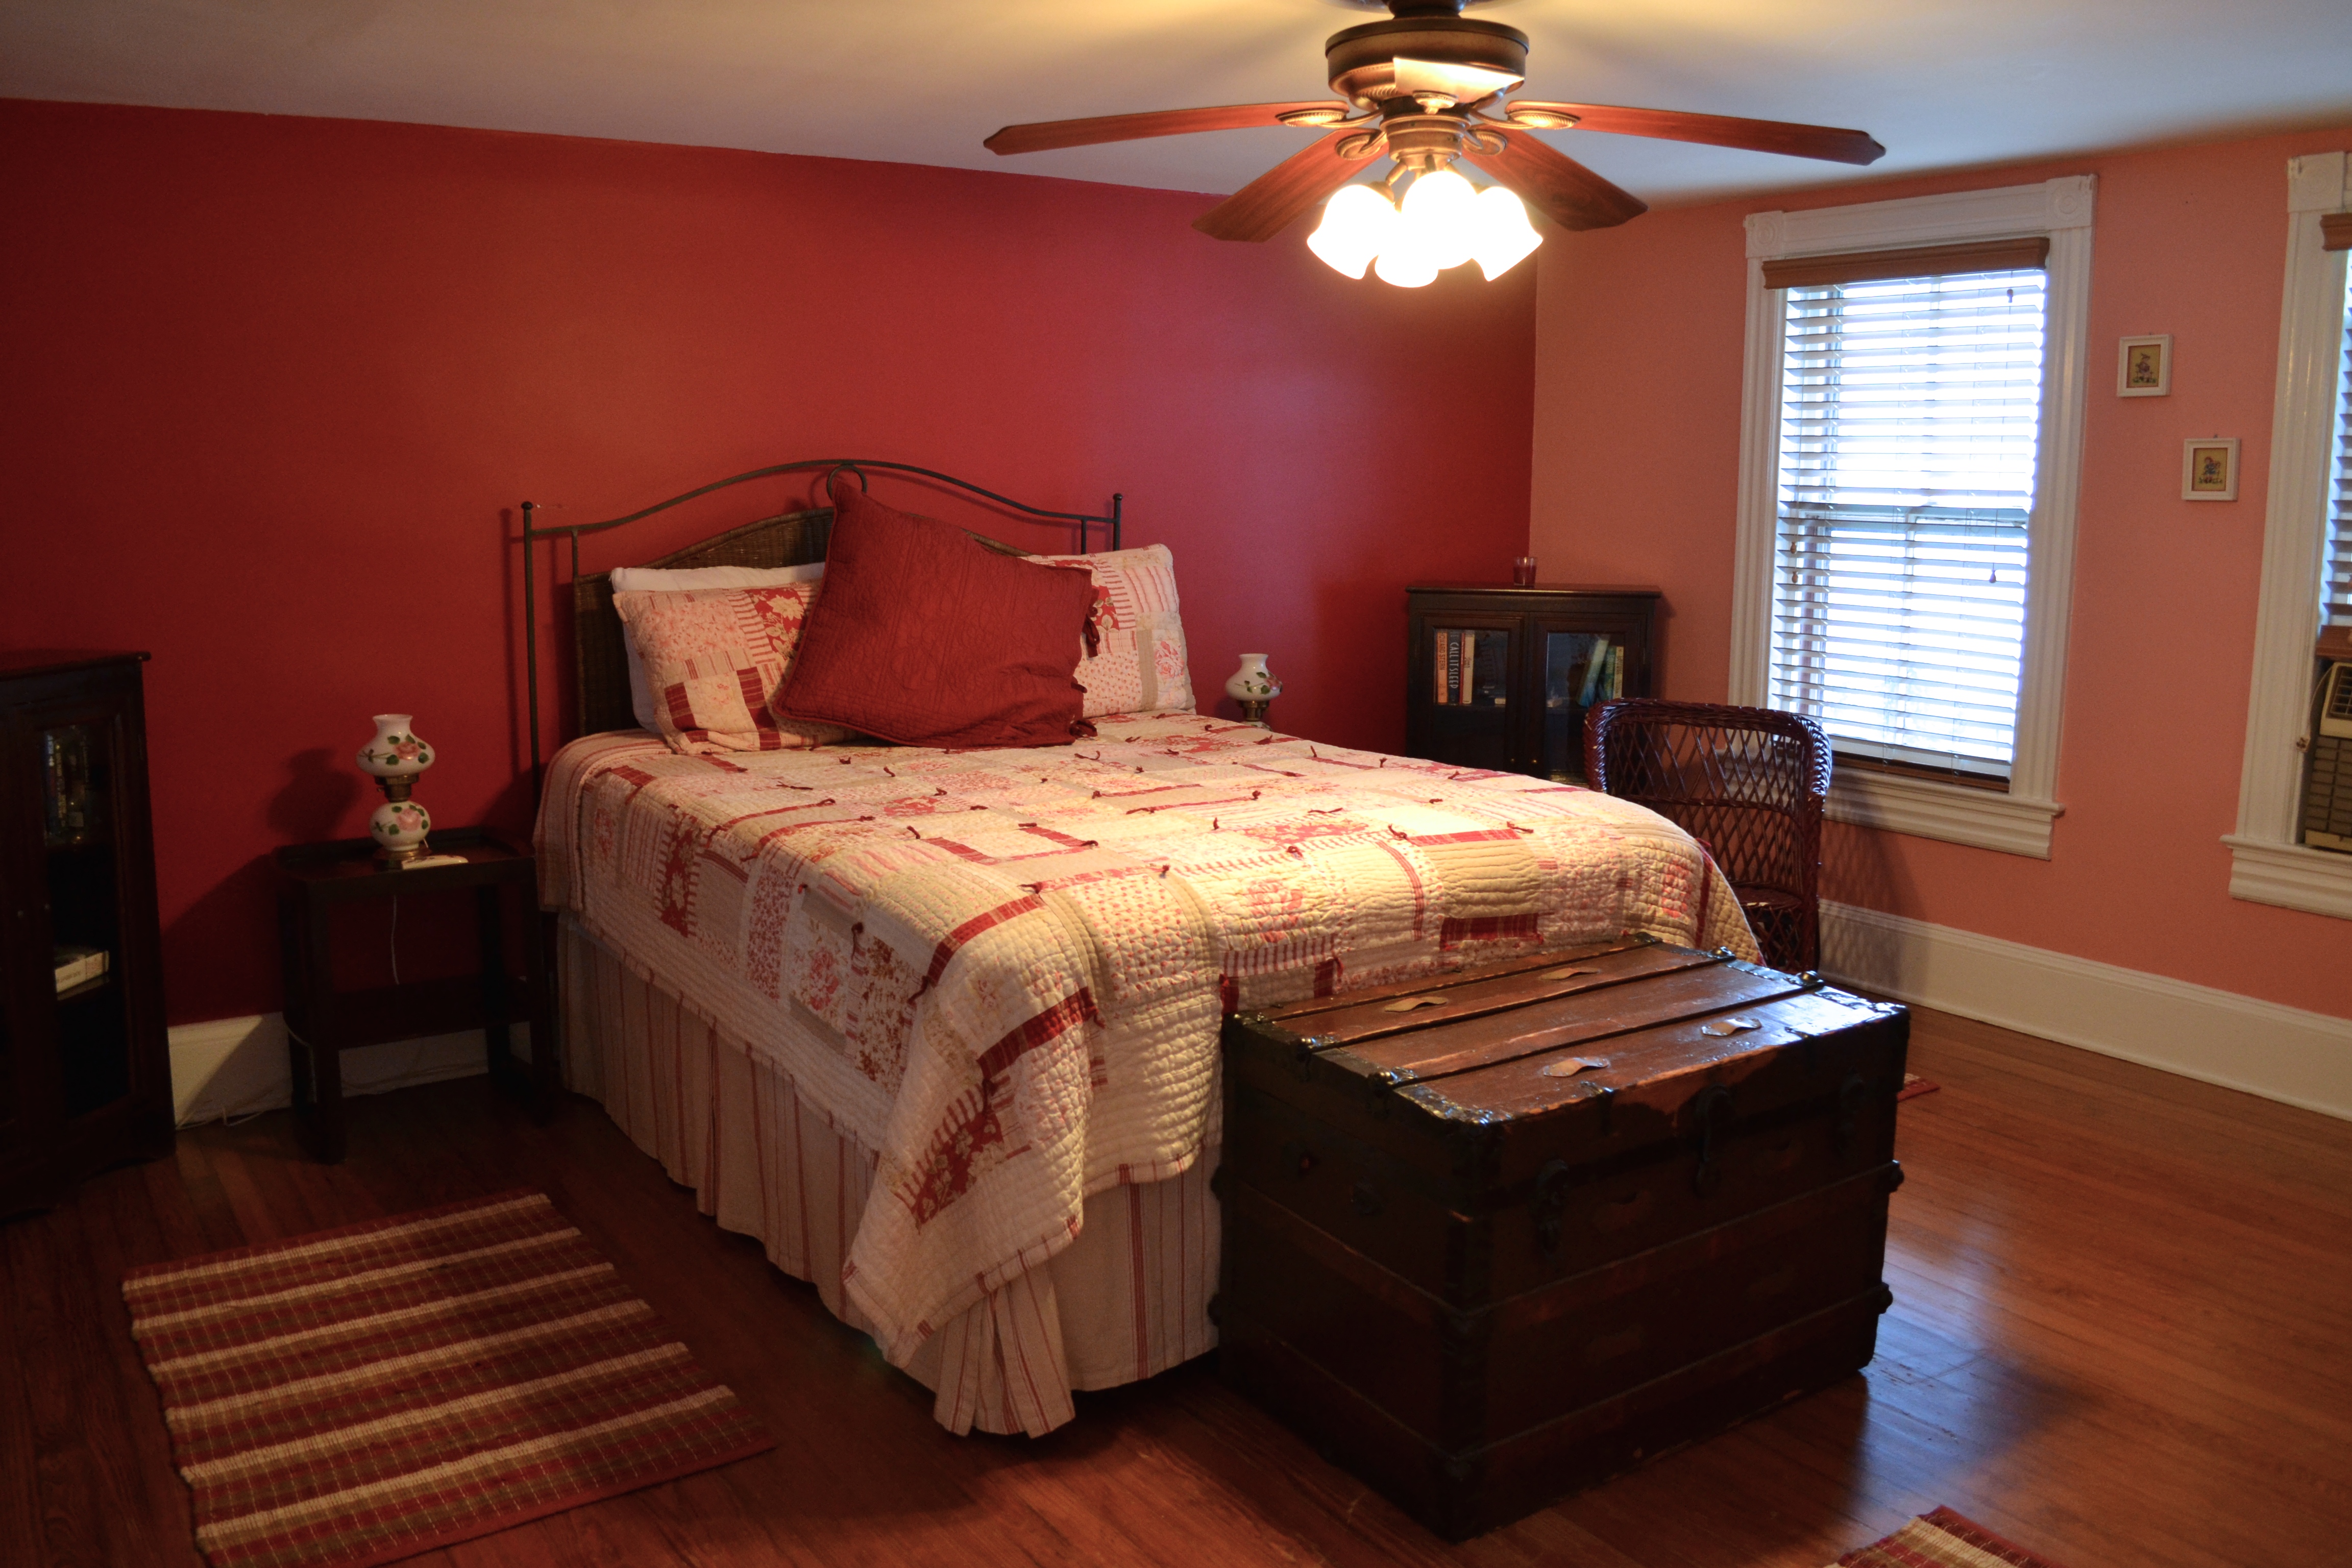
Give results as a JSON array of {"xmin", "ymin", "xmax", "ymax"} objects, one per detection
[
  {"xmin": 1406, "ymin": 584, "xmax": 1660, "ymax": 781},
  {"xmin": 0, "ymin": 651, "xmax": 171, "ymax": 1217}
]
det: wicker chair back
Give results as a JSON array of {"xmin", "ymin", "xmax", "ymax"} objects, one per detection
[{"xmin": 1583, "ymin": 699, "xmax": 1832, "ymax": 972}]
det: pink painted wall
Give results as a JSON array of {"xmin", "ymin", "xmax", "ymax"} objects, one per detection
[
  {"xmin": 0, "ymin": 101, "xmax": 1536, "ymax": 1025},
  {"xmin": 1530, "ymin": 126, "xmax": 2352, "ymax": 1021}
]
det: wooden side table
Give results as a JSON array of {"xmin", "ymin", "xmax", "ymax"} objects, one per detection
[{"xmin": 274, "ymin": 827, "xmax": 556, "ymax": 1162}]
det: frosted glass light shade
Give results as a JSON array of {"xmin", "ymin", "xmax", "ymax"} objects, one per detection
[
  {"xmin": 1399, "ymin": 167, "xmax": 1479, "ymax": 272},
  {"xmin": 1373, "ymin": 231, "xmax": 1440, "ymax": 287},
  {"xmin": 1307, "ymin": 184, "xmax": 1399, "ymax": 280},
  {"xmin": 1467, "ymin": 184, "xmax": 1542, "ymax": 279}
]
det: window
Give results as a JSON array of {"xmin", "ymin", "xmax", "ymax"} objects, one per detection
[
  {"xmin": 1732, "ymin": 179, "xmax": 2095, "ymax": 857},
  {"xmin": 2323, "ymin": 253, "xmax": 2352, "ymax": 635},
  {"xmin": 1769, "ymin": 262, "xmax": 2046, "ymax": 782},
  {"xmin": 2227, "ymin": 153, "xmax": 2352, "ymax": 920}
]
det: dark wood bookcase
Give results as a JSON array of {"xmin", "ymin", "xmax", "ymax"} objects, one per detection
[
  {"xmin": 0, "ymin": 652, "xmax": 172, "ymax": 1216},
  {"xmin": 1405, "ymin": 584, "xmax": 1661, "ymax": 781}
]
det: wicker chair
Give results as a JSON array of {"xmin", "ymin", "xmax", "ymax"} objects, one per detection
[{"xmin": 1583, "ymin": 700, "xmax": 1832, "ymax": 973}]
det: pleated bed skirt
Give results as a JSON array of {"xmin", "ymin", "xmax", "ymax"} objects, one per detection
[{"xmin": 557, "ymin": 916, "xmax": 1220, "ymax": 1436}]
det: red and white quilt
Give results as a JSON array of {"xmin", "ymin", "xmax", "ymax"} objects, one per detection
[{"xmin": 537, "ymin": 714, "xmax": 1756, "ymax": 1367}]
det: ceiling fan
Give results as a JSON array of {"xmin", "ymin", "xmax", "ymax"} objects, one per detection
[{"xmin": 985, "ymin": 0, "xmax": 1885, "ymax": 285}]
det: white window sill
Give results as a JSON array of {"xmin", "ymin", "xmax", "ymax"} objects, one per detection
[
  {"xmin": 2223, "ymin": 836, "xmax": 2352, "ymax": 921},
  {"xmin": 1827, "ymin": 768, "xmax": 2061, "ymax": 858}
]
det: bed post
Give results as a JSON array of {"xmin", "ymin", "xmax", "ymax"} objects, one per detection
[{"xmin": 1111, "ymin": 493, "xmax": 1122, "ymax": 551}]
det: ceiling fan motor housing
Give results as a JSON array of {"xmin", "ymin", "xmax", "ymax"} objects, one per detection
[{"xmin": 1325, "ymin": 15, "xmax": 1529, "ymax": 110}]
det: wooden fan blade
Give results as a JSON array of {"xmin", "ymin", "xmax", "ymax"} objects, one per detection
[
  {"xmin": 986, "ymin": 103, "xmax": 1348, "ymax": 156},
  {"xmin": 1509, "ymin": 101, "xmax": 1885, "ymax": 165},
  {"xmin": 1192, "ymin": 132, "xmax": 1365, "ymax": 242},
  {"xmin": 1463, "ymin": 130, "xmax": 1647, "ymax": 232}
]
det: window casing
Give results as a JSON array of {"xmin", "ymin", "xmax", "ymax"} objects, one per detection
[
  {"xmin": 2227, "ymin": 151, "xmax": 2352, "ymax": 921},
  {"xmin": 1733, "ymin": 178, "xmax": 2095, "ymax": 858}
]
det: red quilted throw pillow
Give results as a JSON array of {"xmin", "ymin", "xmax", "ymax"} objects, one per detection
[{"xmin": 773, "ymin": 483, "xmax": 1097, "ymax": 748}]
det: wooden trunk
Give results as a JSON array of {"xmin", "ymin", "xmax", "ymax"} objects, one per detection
[{"xmin": 1216, "ymin": 936, "xmax": 1908, "ymax": 1539}]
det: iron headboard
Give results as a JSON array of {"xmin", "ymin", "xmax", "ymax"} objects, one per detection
[{"xmin": 519, "ymin": 459, "xmax": 1122, "ymax": 779}]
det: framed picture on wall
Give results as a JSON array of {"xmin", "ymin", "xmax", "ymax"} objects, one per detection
[
  {"xmin": 2118, "ymin": 334, "xmax": 2172, "ymax": 397},
  {"xmin": 2183, "ymin": 437, "xmax": 2240, "ymax": 501}
]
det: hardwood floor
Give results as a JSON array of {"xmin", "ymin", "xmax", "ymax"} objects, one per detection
[{"xmin": 4, "ymin": 1005, "xmax": 2348, "ymax": 1568}]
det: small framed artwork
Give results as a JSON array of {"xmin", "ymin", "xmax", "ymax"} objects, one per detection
[
  {"xmin": 2118, "ymin": 334, "xmax": 2172, "ymax": 397},
  {"xmin": 2183, "ymin": 437, "xmax": 2240, "ymax": 501}
]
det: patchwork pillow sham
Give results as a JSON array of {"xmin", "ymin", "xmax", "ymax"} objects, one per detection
[
  {"xmin": 1027, "ymin": 544, "xmax": 1195, "ymax": 718},
  {"xmin": 613, "ymin": 582, "xmax": 850, "ymax": 753},
  {"xmin": 613, "ymin": 563, "xmax": 825, "ymax": 731},
  {"xmin": 772, "ymin": 483, "xmax": 1097, "ymax": 748}
]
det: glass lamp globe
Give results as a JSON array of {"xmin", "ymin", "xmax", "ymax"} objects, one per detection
[
  {"xmin": 1467, "ymin": 184, "xmax": 1544, "ymax": 279},
  {"xmin": 1398, "ymin": 168, "xmax": 1480, "ymax": 272},
  {"xmin": 1373, "ymin": 230, "xmax": 1441, "ymax": 288},
  {"xmin": 1307, "ymin": 184, "xmax": 1400, "ymax": 280}
]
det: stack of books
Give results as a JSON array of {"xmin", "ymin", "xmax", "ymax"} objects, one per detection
[
  {"xmin": 1432, "ymin": 630, "xmax": 1509, "ymax": 706},
  {"xmin": 54, "ymin": 945, "xmax": 108, "ymax": 994}
]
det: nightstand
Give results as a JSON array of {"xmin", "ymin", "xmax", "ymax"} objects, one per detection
[{"xmin": 274, "ymin": 827, "xmax": 555, "ymax": 1162}]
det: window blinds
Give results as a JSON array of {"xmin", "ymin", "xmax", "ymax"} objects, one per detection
[
  {"xmin": 1769, "ymin": 265, "xmax": 2048, "ymax": 778},
  {"xmin": 2327, "ymin": 259, "xmax": 2352, "ymax": 629}
]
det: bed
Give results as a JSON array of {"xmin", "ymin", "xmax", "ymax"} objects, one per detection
[{"xmin": 523, "ymin": 461, "xmax": 1759, "ymax": 1438}]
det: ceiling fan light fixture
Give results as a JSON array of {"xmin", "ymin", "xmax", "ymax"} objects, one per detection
[
  {"xmin": 1307, "ymin": 182, "xmax": 1400, "ymax": 279},
  {"xmin": 1466, "ymin": 183, "xmax": 1542, "ymax": 279}
]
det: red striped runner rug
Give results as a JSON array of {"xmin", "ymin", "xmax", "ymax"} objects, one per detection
[
  {"xmin": 123, "ymin": 1189, "xmax": 773, "ymax": 1568},
  {"xmin": 1831, "ymin": 1506, "xmax": 2072, "ymax": 1567}
]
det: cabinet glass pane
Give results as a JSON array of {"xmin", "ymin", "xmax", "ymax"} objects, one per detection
[
  {"xmin": 1427, "ymin": 627, "xmax": 1513, "ymax": 771},
  {"xmin": 1544, "ymin": 632, "xmax": 1626, "ymax": 781},
  {"xmin": 44, "ymin": 723, "xmax": 131, "ymax": 1117}
]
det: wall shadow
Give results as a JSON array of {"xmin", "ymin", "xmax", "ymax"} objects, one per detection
[
  {"xmin": 267, "ymin": 746, "xmax": 361, "ymax": 842},
  {"xmin": 1818, "ymin": 817, "xmax": 1915, "ymax": 992}
]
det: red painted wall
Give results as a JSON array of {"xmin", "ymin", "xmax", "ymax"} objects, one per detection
[
  {"xmin": 1529, "ymin": 126, "xmax": 2352, "ymax": 1021},
  {"xmin": 0, "ymin": 100, "xmax": 1537, "ymax": 1026}
]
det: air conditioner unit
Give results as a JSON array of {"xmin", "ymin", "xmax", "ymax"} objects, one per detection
[{"xmin": 2304, "ymin": 659, "xmax": 2352, "ymax": 851}]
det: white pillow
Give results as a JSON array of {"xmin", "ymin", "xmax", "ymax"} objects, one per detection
[{"xmin": 611, "ymin": 562, "xmax": 825, "ymax": 731}]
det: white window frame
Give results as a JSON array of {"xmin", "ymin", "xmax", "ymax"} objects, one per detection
[
  {"xmin": 1731, "ymin": 176, "xmax": 2095, "ymax": 859},
  {"xmin": 2224, "ymin": 151, "xmax": 2352, "ymax": 921}
]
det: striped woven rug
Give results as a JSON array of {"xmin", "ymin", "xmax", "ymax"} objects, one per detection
[
  {"xmin": 123, "ymin": 1190, "xmax": 773, "ymax": 1568},
  {"xmin": 1832, "ymin": 1507, "xmax": 2072, "ymax": 1567}
]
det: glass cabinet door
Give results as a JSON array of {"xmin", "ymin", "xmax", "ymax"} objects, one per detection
[
  {"xmin": 42, "ymin": 721, "xmax": 133, "ymax": 1117},
  {"xmin": 1542, "ymin": 630, "xmax": 1627, "ymax": 782},
  {"xmin": 1425, "ymin": 624, "xmax": 1515, "ymax": 771}
]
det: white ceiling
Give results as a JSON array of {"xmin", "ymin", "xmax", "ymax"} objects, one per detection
[{"xmin": 6, "ymin": 0, "xmax": 2351, "ymax": 209}]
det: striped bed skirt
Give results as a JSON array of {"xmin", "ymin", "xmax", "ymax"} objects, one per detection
[{"xmin": 557, "ymin": 917, "xmax": 1219, "ymax": 1438}]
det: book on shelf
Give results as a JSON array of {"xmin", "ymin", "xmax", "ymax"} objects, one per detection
[
  {"xmin": 1433, "ymin": 630, "xmax": 1508, "ymax": 706},
  {"xmin": 54, "ymin": 945, "xmax": 108, "ymax": 994},
  {"xmin": 1575, "ymin": 641, "xmax": 1606, "ymax": 707}
]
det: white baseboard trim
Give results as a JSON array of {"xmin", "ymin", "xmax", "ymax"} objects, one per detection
[
  {"xmin": 168, "ymin": 1014, "xmax": 527, "ymax": 1129},
  {"xmin": 1818, "ymin": 899, "xmax": 2352, "ymax": 1121}
]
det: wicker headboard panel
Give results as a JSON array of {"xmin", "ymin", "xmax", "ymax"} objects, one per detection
[{"xmin": 572, "ymin": 506, "xmax": 834, "ymax": 736}]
